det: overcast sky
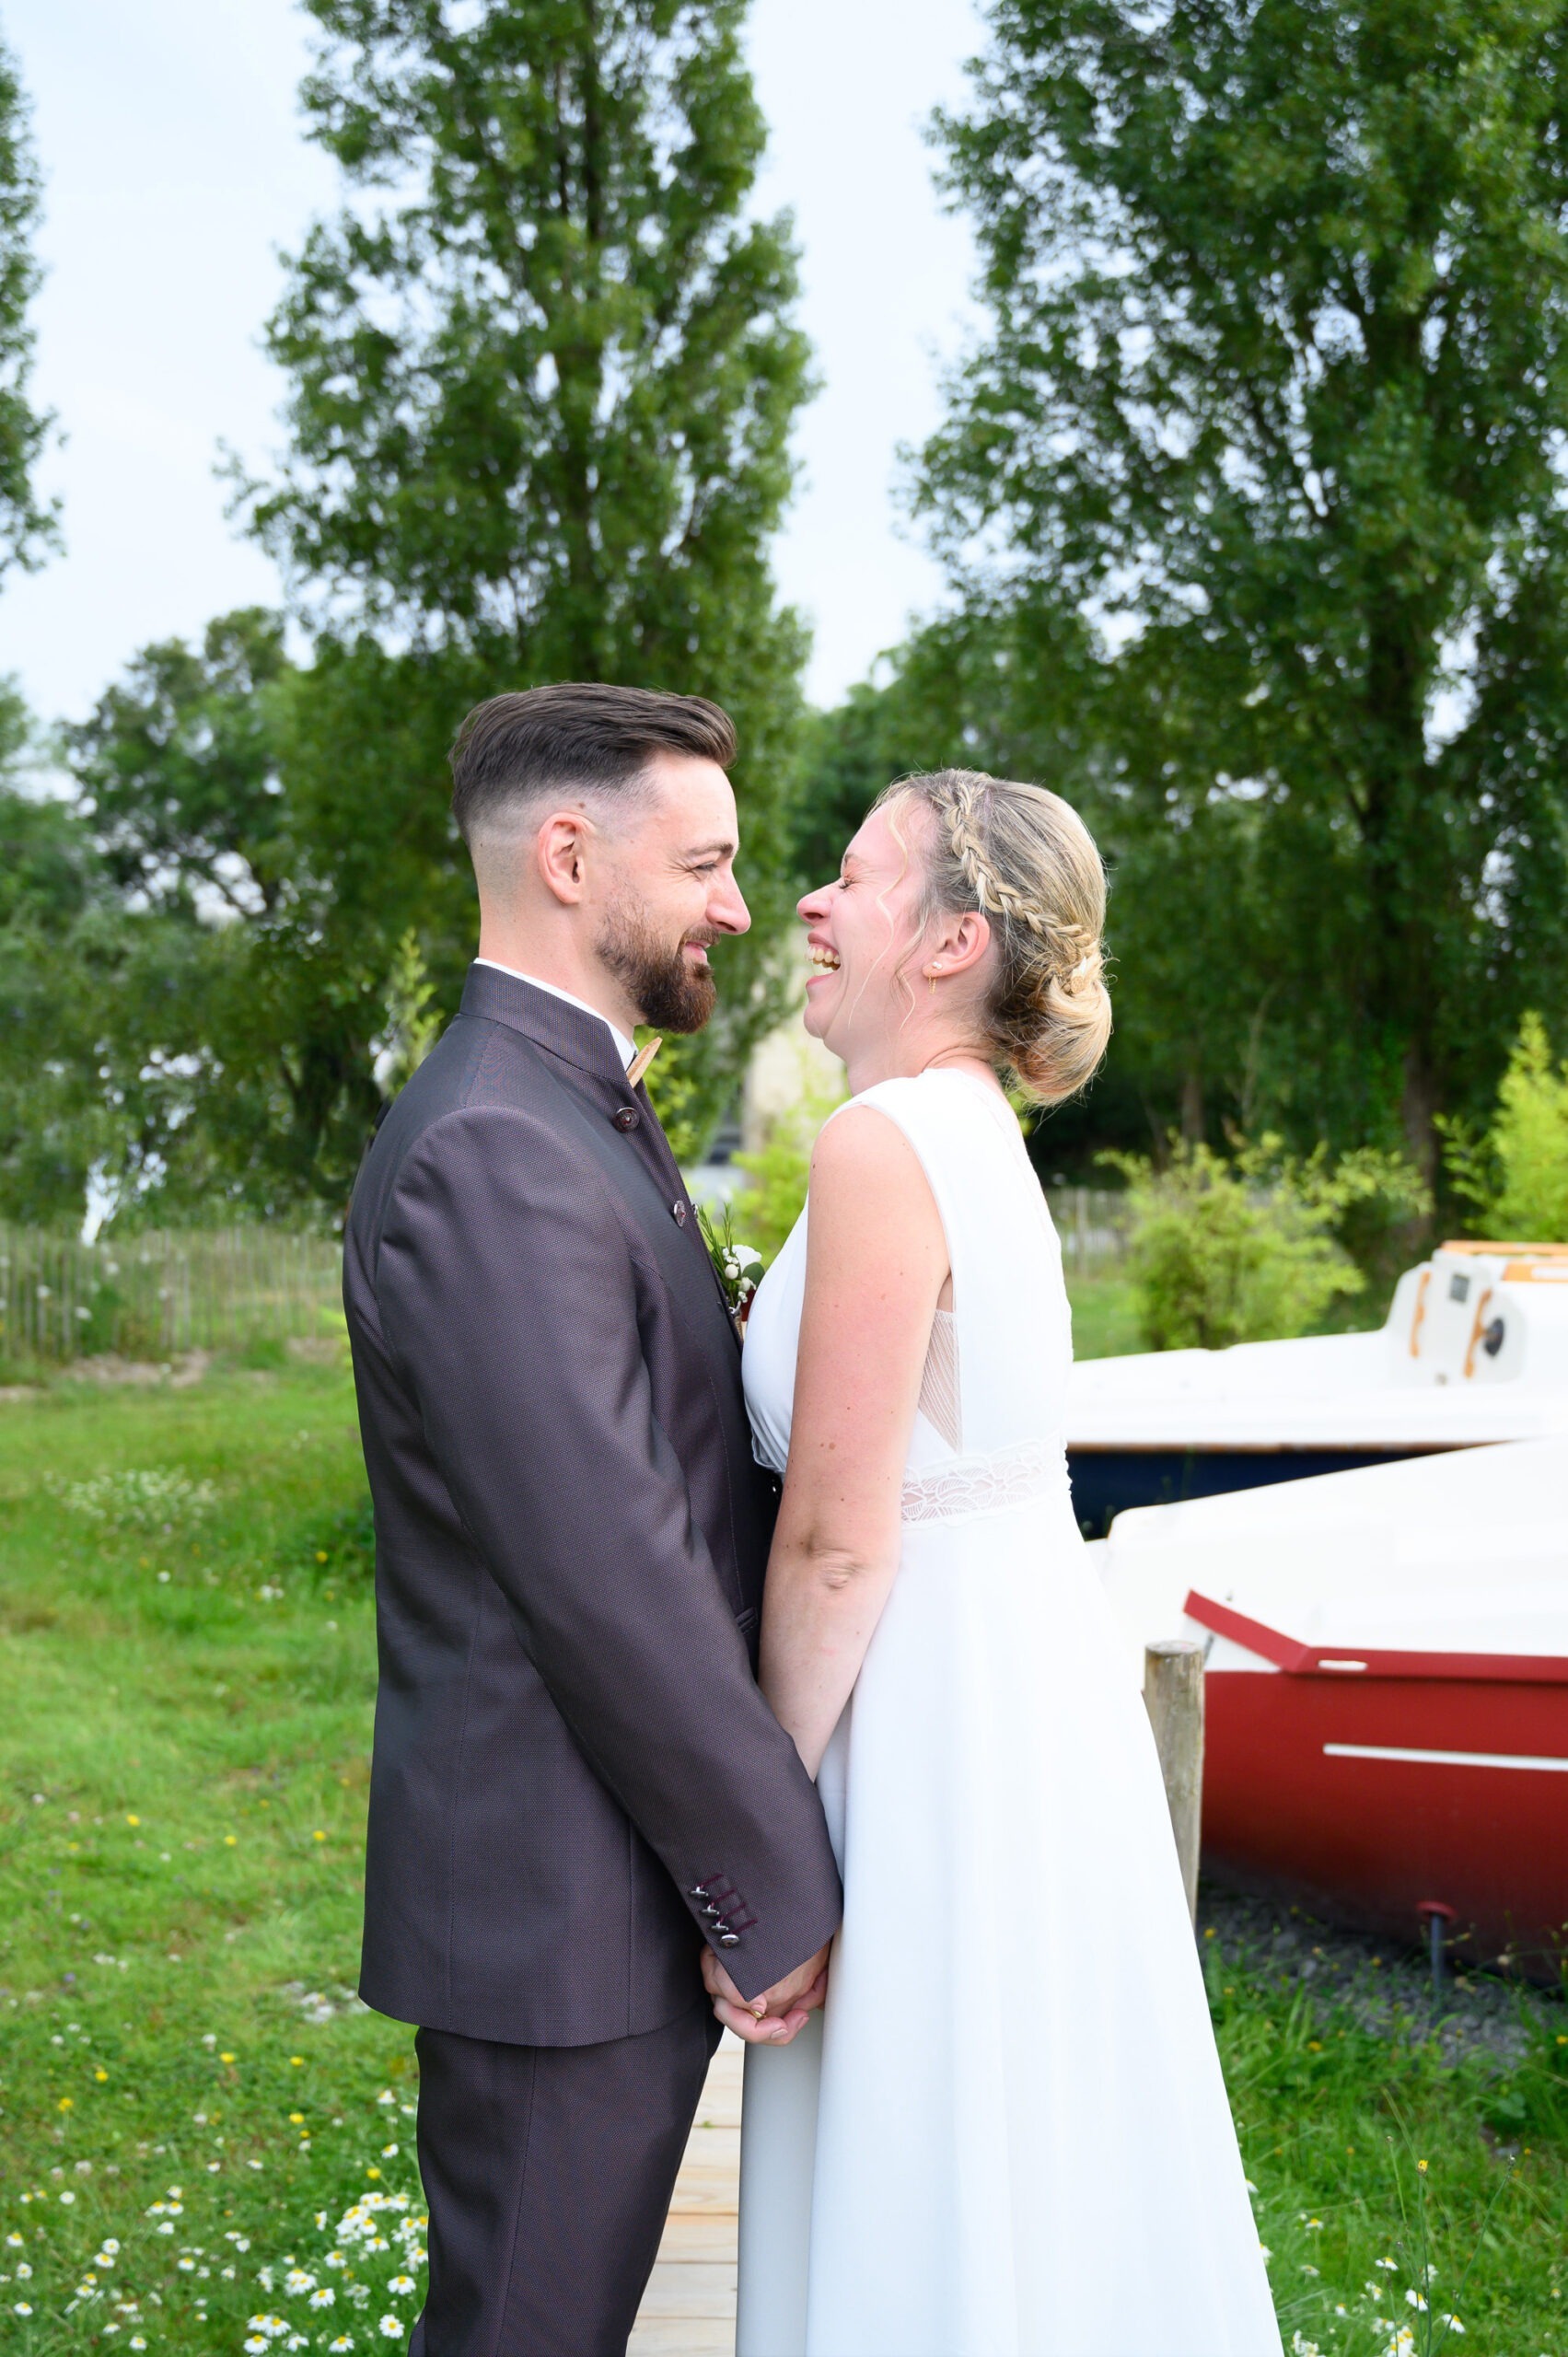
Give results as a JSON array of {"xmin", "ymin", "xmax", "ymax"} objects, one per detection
[{"xmin": 0, "ymin": 0, "xmax": 982, "ymax": 730}]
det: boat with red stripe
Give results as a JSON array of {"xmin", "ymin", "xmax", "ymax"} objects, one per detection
[{"xmin": 1094, "ymin": 1436, "xmax": 1568, "ymax": 1969}]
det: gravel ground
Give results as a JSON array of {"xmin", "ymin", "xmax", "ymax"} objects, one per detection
[{"xmin": 1199, "ymin": 1880, "xmax": 1563, "ymax": 2073}]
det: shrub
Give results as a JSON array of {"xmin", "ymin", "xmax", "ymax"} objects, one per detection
[
  {"xmin": 1103, "ymin": 1135, "xmax": 1430, "ymax": 1353},
  {"xmin": 1443, "ymin": 1012, "xmax": 1568, "ymax": 1243},
  {"xmin": 728, "ymin": 1077, "xmax": 845, "ymax": 1266}
]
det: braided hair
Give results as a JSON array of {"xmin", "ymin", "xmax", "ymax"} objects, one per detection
[{"xmin": 874, "ymin": 768, "xmax": 1111, "ymax": 1106}]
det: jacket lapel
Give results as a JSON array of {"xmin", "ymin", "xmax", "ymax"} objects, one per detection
[{"xmin": 458, "ymin": 964, "xmax": 740, "ymax": 1347}]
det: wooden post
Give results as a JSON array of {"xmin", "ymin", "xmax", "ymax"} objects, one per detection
[{"xmin": 1144, "ymin": 1639, "xmax": 1204, "ymax": 1924}]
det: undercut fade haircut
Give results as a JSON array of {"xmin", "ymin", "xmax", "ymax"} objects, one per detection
[{"xmin": 449, "ymin": 682, "xmax": 738, "ymax": 845}]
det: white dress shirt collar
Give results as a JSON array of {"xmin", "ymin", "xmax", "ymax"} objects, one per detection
[{"xmin": 472, "ymin": 959, "xmax": 636, "ymax": 1071}]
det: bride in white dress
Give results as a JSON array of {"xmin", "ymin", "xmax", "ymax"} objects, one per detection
[{"xmin": 705, "ymin": 769, "xmax": 1282, "ymax": 2357}]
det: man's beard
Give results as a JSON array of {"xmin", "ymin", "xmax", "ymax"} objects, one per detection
[{"xmin": 597, "ymin": 896, "xmax": 718, "ymax": 1034}]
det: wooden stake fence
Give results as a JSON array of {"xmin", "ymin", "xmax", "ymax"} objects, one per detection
[{"xmin": 0, "ymin": 1226, "xmax": 343, "ymax": 1365}]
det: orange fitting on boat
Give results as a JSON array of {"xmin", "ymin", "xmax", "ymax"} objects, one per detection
[
  {"xmin": 1441, "ymin": 1239, "xmax": 1568, "ymax": 1257},
  {"xmin": 1408, "ymin": 1266, "xmax": 1431, "ymax": 1359},
  {"xmin": 1462, "ymin": 1287, "xmax": 1493, "ymax": 1380}
]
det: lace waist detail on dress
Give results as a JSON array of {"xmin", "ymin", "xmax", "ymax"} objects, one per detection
[{"xmin": 900, "ymin": 1435, "xmax": 1063, "ymax": 1526}]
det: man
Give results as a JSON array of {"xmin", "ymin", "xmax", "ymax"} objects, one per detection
[{"xmin": 343, "ymin": 684, "xmax": 842, "ymax": 2354}]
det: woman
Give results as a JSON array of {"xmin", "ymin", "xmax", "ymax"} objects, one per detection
[{"xmin": 714, "ymin": 770, "xmax": 1281, "ymax": 2356}]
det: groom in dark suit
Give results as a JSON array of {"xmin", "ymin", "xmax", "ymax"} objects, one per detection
[{"xmin": 343, "ymin": 684, "xmax": 841, "ymax": 2354}]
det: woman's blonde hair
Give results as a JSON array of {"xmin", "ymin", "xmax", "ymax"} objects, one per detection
[{"xmin": 874, "ymin": 768, "xmax": 1111, "ymax": 1105}]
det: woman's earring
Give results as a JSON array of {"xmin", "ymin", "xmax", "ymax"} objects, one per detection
[{"xmin": 927, "ymin": 969, "xmax": 939, "ymax": 994}]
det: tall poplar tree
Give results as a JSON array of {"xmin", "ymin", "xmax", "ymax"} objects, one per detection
[
  {"xmin": 0, "ymin": 27, "xmax": 57, "ymax": 581},
  {"xmin": 239, "ymin": 0, "xmax": 813, "ymax": 1152},
  {"xmin": 919, "ymin": 0, "xmax": 1568, "ymax": 1179}
]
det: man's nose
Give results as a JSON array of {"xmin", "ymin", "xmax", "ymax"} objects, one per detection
[{"xmin": 711, "ymin": 868, "xmax": 750, "ymax": 936}]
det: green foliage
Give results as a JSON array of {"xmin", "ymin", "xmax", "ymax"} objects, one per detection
[
  {"xmin": 0, "ymin": 682, "xmax": 233, "ymax": 1228},
  {"xmin": 54, "ymin": 619, "xmax": 474, "ymax": 1223},
  {"xmin": 0, "ymin": 32, "xmax": 56, "ymax": 580},
  {"xmin": 1443, "ymin": 1012, "xmax": 1568, "ymax": 1242},
  {"xmin": 65, "ymin": 610, "xmax": 295, "ymax": 921},
  {"xmin": 1106, "ymin": 1135, "xmax": 1430, "ymax": 1352},
  {"xmin": 232, "ymin": 0, "xmax": 815, "ymax": 1155},
  {"xmin": 6, "ymin": 7, "xmax": 823, "ymax": 1220},
  {"xmin": 378, "ymin": 928, "xmax": 442, "ymax": 1100},
  {"xmin": 912, "ymin": 0, "xmax": 1568, "ymax": 1180},
  {"xmin": 639, "ymin": 1032, "xmax": 713, "ymax": 1171},
  {"xmin": 729, "ymin": 1075, "xmax": 845, "ymax": 1264}
]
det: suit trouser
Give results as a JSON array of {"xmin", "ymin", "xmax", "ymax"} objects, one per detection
[{"xmin": 408, "ymin": 1999, "xmax": 721, "ymax": 2357}]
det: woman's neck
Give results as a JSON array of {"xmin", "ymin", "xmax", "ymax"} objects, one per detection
[{"xmin": 842, "ymin": 1028, "xmax": 1005, "ymax": 1099}]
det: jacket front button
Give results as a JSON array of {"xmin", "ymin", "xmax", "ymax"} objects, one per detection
[
  {"xmin": 673, "ymin": 1200, "xmax": 687, "ymax": 1225},
  {"xmin": 612, "ymin": 1106, "xmax": 640, "ymax": 1132}
]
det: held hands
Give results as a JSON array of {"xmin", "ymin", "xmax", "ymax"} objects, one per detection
[{"xmin": 702, "ymin": 1942, "xmax": 830, "ymax": 2046}]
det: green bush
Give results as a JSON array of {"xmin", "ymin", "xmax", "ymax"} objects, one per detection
[
  {"xmin": 1444, "ymin": 1013, "xmax": 1568, "ymax": 1243},
  {"xmin": 1104, "ymin": 1135, "xmax": 1430, "ymax": 1353},
  {"xmin": 728, "ymin": 1078, "xmax": 846, "ymax": 1266}
]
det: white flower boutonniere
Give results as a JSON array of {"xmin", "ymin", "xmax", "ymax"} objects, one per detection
[{"xmin": 697, "ymin": 1202, "xmax": 763, "ymax": 1333}]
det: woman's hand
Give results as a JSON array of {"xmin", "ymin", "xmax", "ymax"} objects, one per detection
[{"xmin": 702, "ymin": 1942, "xmax": 830, "ymax": 2044}]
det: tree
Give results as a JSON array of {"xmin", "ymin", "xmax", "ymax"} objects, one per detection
[
  {"xmin": 918, "ymin": 0, "xmax": 1568, "ymax": 1182},
  {"xmin": 1445, "ymin": 1012, "xmax": 1568, "ymax": 1241},
  {"xmin": 68, "ymin": 610, "xmax": 295, "ymax": 922},
  {"xmin": 64, "ymin": 614, "xmax": 475, "ymax": 1219},
  {"xmin": 237, "ymin": 0, "xmax": 815, "ymax": 1150},
  {"xmin": 0, "ymin": 679, "xmax": 223, "ymax": 1227},
  {"xmin": 0, "ymin": 30, "xmax": 56, "ymax": 581},
  {"xmin": 783, "ymin": 604, "xmax": 1237, "ymax": 1177}
]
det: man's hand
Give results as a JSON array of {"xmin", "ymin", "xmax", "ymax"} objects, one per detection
[{"xmin": 701, "ymin": 1942, "xmax": 830, "ymax": 2046}]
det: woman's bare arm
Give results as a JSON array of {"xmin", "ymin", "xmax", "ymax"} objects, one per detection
[{"xmin": 760, "ymin": 1104, "xmax": 947, "ymax": 1776}]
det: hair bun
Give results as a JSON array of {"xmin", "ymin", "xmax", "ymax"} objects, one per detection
[{"xmin": 875, "ymin": 767, "xmax": 1110, "ymax": 1107}]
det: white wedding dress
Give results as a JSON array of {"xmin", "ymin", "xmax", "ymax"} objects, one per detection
[{"xmin": 737, "ymin": 1069, "xmax": 1282, "ymax": 2357}]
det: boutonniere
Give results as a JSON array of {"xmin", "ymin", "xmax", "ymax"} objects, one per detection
[{"xmin": 697, "ymin": 1202, "xmax": 763, "ymax": 1333}]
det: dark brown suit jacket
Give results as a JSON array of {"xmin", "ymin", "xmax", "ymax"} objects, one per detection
[{"xmin": 343, "ymin": 964, "xmax": 842, "ymax": 2046}]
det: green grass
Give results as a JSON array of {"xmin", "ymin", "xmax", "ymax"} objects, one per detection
[
  {"xmin": 0, "ymin": 1362, "xmax": 422, "ymax": 2354},
  {"xmin": 0, "ymin": 1364, "xmax": 1564, "ymax": 2354},
  {"xmin": 1065, "ymin": 1271, "xmax": 1144, "ymax": 1358},
  {"xmin": 1199, "ymin": 1910, "xmax": 1568, "ymax": 2354}
]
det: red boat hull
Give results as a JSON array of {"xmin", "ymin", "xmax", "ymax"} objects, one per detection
[{"xmin": 1202, "ymin": 1668, "xmax": 1568, "ymax": 1966}]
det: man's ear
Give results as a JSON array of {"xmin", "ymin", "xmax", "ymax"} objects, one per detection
[{"xmin": 536, "ymin": 809, "xmax": 594, "ymax": 907}]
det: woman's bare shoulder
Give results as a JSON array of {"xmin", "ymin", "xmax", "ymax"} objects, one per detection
[{"xmin": 807, "ymin": 1097, "xmax": 943, "ymax": 1262}]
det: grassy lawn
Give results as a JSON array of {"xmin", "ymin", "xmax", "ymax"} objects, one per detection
[
  {"xmin": 1065, "ymin": 1271, "xmax": 1143, "ymax": 1358},
  {"xmin": 0, "ymin": 1362, "xmax": 422, "ymax": 2355},
  {"xmin": 0, "ymin": 1359, "xmax": 1563, "ymax": 2354}
]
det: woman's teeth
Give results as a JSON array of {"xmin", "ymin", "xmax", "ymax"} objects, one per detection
[{"xmin": 809, "ymin": 947, "xmax": 841, "ymax": 970}]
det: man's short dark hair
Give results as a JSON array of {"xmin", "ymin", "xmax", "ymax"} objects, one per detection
[{"xmin": 449, "ymin": 682, "xmax": 738, "ymax": 844}]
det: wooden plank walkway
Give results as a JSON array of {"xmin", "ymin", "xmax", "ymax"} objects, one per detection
[{"xmin": 629, "ymin": 2031, "xmax": 742, "ymax": 2355}]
